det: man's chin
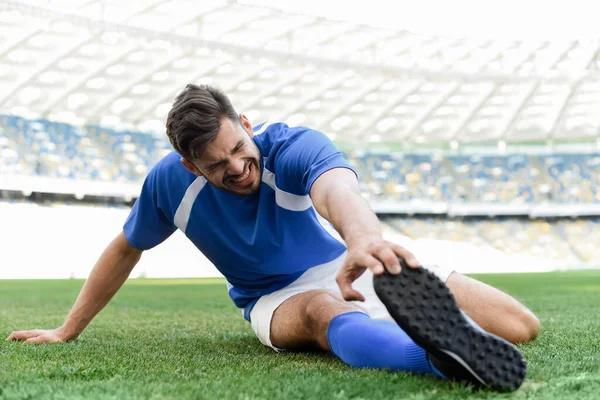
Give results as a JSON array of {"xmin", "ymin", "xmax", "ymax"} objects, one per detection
[
  {"xmin": 241, "ymin": 181, "xmax": 260, "ymax": 195},
  {"xmin": 225, "ymin": 180, "xmax": 260, "ymax": 196}
]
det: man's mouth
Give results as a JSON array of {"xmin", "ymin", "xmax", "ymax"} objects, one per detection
[{"xmin": 228, "ymin": 162, "xmax": 254, "ymax": 188}]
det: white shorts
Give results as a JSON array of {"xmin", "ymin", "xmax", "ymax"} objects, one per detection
[{"xmin": 249, "ymin": 251, "xmax": 454, "ymax": 351}]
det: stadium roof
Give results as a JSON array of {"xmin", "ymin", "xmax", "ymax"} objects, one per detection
[{"xmin": 1, "ymin": 0, "xmax": 599, "ymax": 145}]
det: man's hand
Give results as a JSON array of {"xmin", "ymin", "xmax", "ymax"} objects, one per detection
[
  {"xmin": 337, "ymin": 236, "xmax": 420, "ymax": 301},
  {"xmin": 5, "ymin": 232, "xmax": 142, "ymax": 346},
  {"xmin": 6, "ymin": 327, "xmax": 72, "ymax": 344}
]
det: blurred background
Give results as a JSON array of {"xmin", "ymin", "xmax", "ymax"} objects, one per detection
[{"xmin": 1, "ymin": 0, "xmax": 599, "ymax": 278}]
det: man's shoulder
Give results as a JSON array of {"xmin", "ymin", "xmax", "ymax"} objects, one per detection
[
  {"xmin": 154, "ymin": 150, "xmax": 183, "ymax": 169},
  {"xmin": 150, "ymin": 151, "xmax": 187, "ymax": 176},
  {"xmin": 254, "ymin": 122, "xmax": 322, "ymax": 156},
  {"xmin": 253, "ymin": 121, "xmax": 287, "ymax": 141},
  {"xmin": 146, "ymin": 151, "xmax": 197, "ymax": 190},
  {"xmin": 254, "ymin": 122, "xmax": 319, "ymax": 139}
]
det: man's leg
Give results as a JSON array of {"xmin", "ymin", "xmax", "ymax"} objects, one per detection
[
  {"xmin": 386, "ymin": 237, "xmax": 540, "ymax": 344},
  {"xmin": 269, "ymin": 289, "xmax": 439, "ymax": 374},
  {"xmin": 446, "ymin": 273, "xmax": 540, "ymax": 344},
  {"xmin": 354, "ymin": 264, "xmax": 540, "ymax": 345},
  {"xmin": 270, "ymin": 289, "xmax": 357, "ymax": 350}
]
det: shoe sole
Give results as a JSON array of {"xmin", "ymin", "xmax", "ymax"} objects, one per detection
[{"xmin": 373, "ymin": 264, "xmax": 527, "ymax": 392}]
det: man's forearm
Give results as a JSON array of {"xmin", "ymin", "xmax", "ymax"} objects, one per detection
[
  {"xmin": 324, "ymin": 185, "xmax": 382, "ymax": 248},
  {"xmin": 60, "ymin": 234, "xmax": 142, "ymax": 339},
  {"xmin": 310, "ymin": 168, "xmax": 419, "ymax": 299}
]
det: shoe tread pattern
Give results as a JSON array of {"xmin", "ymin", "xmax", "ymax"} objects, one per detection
[{"xmin": 373, "ymin": 264, "xmax": 526, "ymax": 392}]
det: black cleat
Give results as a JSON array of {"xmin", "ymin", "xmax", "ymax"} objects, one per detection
[{"xmin": 373, "ymin": 260, "xmax": 527, "ymax": 392}]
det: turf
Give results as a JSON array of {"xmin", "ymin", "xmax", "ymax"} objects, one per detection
[{"xmin": 1, "ymin": 271, "xmax": 599, "ymax": 400}]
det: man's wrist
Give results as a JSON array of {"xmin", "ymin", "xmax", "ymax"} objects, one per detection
[
  {"xmin": 344, "ymin": 230, "xmax": 382, "ymax": 248},
  {"xmin": 58, "ymin": 324, "xmax": 80, "ymax": 341}
]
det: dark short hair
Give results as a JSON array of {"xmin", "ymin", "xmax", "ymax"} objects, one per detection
[{"xmin": 166, "ymin": 83, "xmax": 240, "ymax": 160}]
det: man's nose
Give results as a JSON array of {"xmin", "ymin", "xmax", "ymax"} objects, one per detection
[{"xmin": 228, "ymin": 158, "xmax": 245, "ymax": 176}]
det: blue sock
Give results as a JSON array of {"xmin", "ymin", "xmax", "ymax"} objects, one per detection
[{"xmin": 327, "ymin": 311, "xmax": 446, "ymax": 378}]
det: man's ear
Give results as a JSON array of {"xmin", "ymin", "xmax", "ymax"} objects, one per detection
[
  {"xmin": 181, "ymin": 158, "xmax": 203, "ymax": 177},
  {"xmin": 239, "ymin": 113, "xmax": 253, "ymax": 137}
]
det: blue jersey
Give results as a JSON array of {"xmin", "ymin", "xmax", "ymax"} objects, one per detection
[{"xmin": 123, "ymin": 122, "xmax": 356, "ymax": 320}]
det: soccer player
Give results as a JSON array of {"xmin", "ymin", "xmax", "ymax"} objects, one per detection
[{"xmin": 7, "ymin": 84, "xmax": 540, "ymax": 391}]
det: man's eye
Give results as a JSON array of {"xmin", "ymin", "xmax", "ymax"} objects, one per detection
[{"xmin": 235, "ymin": 143, "xmax": 246, "ymax": 153}]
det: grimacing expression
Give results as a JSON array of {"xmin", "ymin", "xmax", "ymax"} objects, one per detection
[{"xmin": 182, "ymin": 115, "xmax": 262, "ymax": 196}]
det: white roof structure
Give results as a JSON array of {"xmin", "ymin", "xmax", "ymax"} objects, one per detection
[{"xmin": 1, "ymin": 0, "xmax": 599, "ymax": 144}]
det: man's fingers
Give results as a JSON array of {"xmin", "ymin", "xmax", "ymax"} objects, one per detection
[
  {"xmin": 389, "ymin": 242, "xmax": 420, "ymax": 268},
  {"xmin": 25, "ymin": 336, "xmax": 46, "ymax": 344},
  {"xmin": 6, "ymin": 330, "xmax": 43, "ymax": 341},
  {"xmin": 336, "ymin": 275, "xmax": 365, "ymax": 301},
  {"xmin": 356, "ymin": 253, "xmax": 384, "ymax": 275},
  {"xmin": 341, "ymin": 288, "xmax": 365, "ymax": 302},
  {"xmin": 336, "ymin": 271, "xmax": 366, "ymax": 302},
  {"xmin": 376, "ymin": 247, "xmax": 402, "ymax": 274}
]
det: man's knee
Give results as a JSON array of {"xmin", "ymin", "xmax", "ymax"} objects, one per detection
[
  {"xmin": 504, "ymin": 305, "xmax": 540, "ymax": 344},
  {"xmin": 447, "ymin": 273, "xmax": 540, "ymax": 344},
  {"xmin": 304, "ymin": 290, "xmax": 361, "ymax": 346},
  {"xmin": 517, "ymin": 309, "xmax": 540, "ymax": 343}
]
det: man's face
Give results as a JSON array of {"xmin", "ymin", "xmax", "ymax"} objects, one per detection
[{"xmin": 182, "ymin": 115, "xmax": 262, "ymax": 196}]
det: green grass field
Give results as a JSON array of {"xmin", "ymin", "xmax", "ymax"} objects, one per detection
[{"xmin": 1, "ymin": 271, "xmax": 599, "ymax": 400}]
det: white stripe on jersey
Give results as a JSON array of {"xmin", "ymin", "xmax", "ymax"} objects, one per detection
[
  {"xmin": 261, "ymin": 159, "xmax": 313, "ymax": 212},
  {"xmin": 174, "ymin": 176, "xmax": 207, "ymax": 233}
]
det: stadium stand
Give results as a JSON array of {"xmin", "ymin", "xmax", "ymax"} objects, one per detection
[
  {"xmin": 2, "ymin": 114, "xmax": 600, "ymax": 206},
  {"xmin": 353, "ymin": 151, "xmax": 600, "ymax": 204},
  {"xmin": 2, "ymin": 113, "xmax": 600, "ymax": 268},
  {"xmin": 381, "ymin": 217, "xmax": 595, "ymax": 265},
  {"xmin": 1, "ymin": 1, "xmax": 599, "ymax": 277},
  {"xmin": 0, "ymin": 115, "xmax": 172, "ymax": 182}
]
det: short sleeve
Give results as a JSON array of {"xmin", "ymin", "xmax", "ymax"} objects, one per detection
[
  {"xmin": 123, "ymin": 167, "xmax": 177, "ymax": 250},
  {"xmin": 276, "ymin": 128, "xmax": 357, "ymax": 195}
]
